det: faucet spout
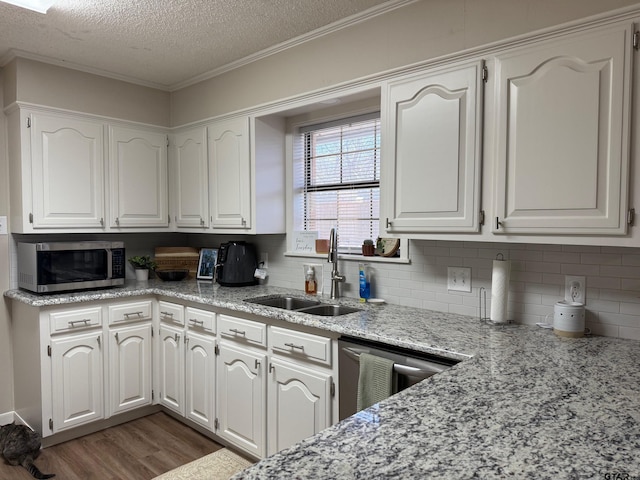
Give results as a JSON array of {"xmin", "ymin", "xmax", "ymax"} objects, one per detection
[{"xmin": 327, "ymin": 228, "xmax": 345, "ymax": 299}]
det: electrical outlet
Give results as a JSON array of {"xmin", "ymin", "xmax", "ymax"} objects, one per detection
[
  {"xmin": 448, "ymin": 266, "xmax": 472, "ymax": 292},
  {"xmin": 565, "ymin": 275, "xmax": 586, "ymax": 304},
  {"xmin": 260, "ymin": 252, "xmax": 268, "ymax": 269}
]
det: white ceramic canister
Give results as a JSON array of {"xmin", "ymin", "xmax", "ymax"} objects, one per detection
[{"xmin": 553, "ymin": 300, "xmax": 585, "ymax": 338}]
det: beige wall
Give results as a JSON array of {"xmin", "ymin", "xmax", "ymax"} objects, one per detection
[
  {"xmin": 0, "ymin": 69, "xmax": 14, "ymax": 414},
  {"xmin": 5, "ymin": 58, "xmax": 170, "ymax": 126},
  {"xmin": 170, "ymin": 0, "xmax": 640, "ymax": 126}
]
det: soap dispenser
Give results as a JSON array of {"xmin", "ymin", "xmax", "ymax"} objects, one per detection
[{"xmin": 305, "ymin": 266, "xmax": 317, "ymax": 295}]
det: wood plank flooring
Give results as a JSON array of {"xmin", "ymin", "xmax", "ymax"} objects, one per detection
[{"xmin": 0, "ymin": 412, "xmax": 224, "ymax": 480}]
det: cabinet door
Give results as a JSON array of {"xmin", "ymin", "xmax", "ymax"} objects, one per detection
[
  {"xmin": 30, "ymin": 112, "xmax": 105, "ymax": 229},
  {"xmin": 158, "ymin": 324, "xmax": 185, "ymax": 415},
  {"xmin": 493, "ymin": 23, "xmax": 633, "ymax": 234},
  {"xmin": 51, "ymin": 331, "xmax": 104, "ymax": 433},
  {"xmin": 382, "ymin": 60, "xmax": 484, "ymax": 233},
  {"xmin": 109, "ymin": 126, "xmax": 169, "ymax": 228},
  {"xmin": 185, "ymin": 332, "xmax": 215, "ymax": 430},
  {"xmin": 216, "ymin": 341, "xmax": 266, "ymax": 458},
  {"xmin": 109, "ymin": 323, "xmax": 152, "ymax": 416},
  {"xmin": 267, "ymin": 358, "xmax": 332, "ymax": 456},
  {"xmin": 208, "ymin": 117, "xmax": 251, "ymax": 230},
  {"xmin": 172, "ymin": 127, "xmax": 209, "ymax": 228}
]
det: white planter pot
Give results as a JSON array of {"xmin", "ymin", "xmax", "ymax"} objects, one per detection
[{"xmin": 135, "ymin": 269, "xmax": 149, "ymax": 281}]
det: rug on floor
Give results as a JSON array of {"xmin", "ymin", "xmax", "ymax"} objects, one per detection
[{"xmin": 153, "ymin": 448, "xmax": 253, "ymax": 480}]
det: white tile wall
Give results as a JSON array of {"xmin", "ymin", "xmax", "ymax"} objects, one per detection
[{"xmin": 251, "ymin": 236, "xmax": 640, "ymax": 341}]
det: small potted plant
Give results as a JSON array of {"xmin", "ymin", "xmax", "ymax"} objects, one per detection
[
  {"xmin": 128, "ymin": 255, "xmax": 157, "ymax": 281},
  {"xmin": 362, "ymin": 239, "xmax": 375, "ymax": 256}
]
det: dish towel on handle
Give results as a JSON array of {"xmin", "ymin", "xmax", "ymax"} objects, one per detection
[{"xmin": 356, "ymin": 352, "xmax": 395, "ymax": 411}]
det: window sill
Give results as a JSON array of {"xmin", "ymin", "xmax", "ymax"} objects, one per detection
[{"xmin": 284, "ymin": 251, "xmax": 410, "ymax": 264}]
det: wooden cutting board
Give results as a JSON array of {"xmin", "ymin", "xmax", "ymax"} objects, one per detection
[{"xmin": 154, "ymin": 247, "xmax": 200, "ymax": 278}]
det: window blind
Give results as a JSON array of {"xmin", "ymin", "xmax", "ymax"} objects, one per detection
[{"xmin": 294, "ymin": 113, "xmax": 380, "ymax": 253}]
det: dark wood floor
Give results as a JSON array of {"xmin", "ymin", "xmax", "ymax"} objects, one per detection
[{"xmin": 0, "ymin": 412, "xmax": 224, "ymax": 480}]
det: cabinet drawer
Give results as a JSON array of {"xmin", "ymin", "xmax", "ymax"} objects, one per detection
[
  {"xmin": 270, "ymin": 326, "xmax": 332, "ymax": 366},
  {"xmin": 158, "ymin": 301, "xmax": 184, "ymax": 325},
  {"xmin": 186, "ymin": 306, "xmax": 215, "ymax": 333},
  {"xmin": 49, "ymin": 306, "xmax": 102, "ymax": 333},
  {"xmin": 218, "ymin": 314, "xmax": 266, "ymax": 347},
  {"xmin": 108, "ymin": 300, "xmax": 153, "ymax": 325}
]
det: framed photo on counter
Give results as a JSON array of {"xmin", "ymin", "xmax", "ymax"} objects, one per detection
[{"xmin": 197, "ymin": 248, "xmax": 218, "ymax": 280}]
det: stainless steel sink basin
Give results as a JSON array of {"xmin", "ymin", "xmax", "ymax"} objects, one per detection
[
  {"xmin": 297, "ymin": 304, "xmax": 361, "ymax": 316},
  {"xmin": 245, "ymin": 296, "xmax": 360, "ymax": 316},
  {"xmin": 246, "ymin": 296, "xmax": 320, "ymax": 310}
]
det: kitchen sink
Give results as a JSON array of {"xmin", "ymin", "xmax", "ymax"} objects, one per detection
[
  {"xmin": 246, "ymin": 296, "xmax": 320, "ymax": 310},
  {"xmin": 245, "ymin": 296, "xmax": 360, "ymax": 316},
  {"xmin": 297, "ymin": 304, "xmax": 361, "ymax": 316}
]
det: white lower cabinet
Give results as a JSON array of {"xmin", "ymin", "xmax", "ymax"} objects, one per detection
[
  {"xmin": 50, "ymin": 331, "xmax": 104, "ymax": 433},
  {"xmin": 108, "ymin": 323, "xmax": 153, "ymax": 416},
  {"xmin": 216, "ymin": 339, "xmax": 267, "ymax": 458},
  {"xmin": 267, "ymin": 358, "xmax": 332, "ymax": 456},
  {"xmin": 185, "ymin": 331, "xmax": 216, "ymax": 430},
  {"xmin": 158, "ymin": 323, "xmax": 185, "ymax": 415}
]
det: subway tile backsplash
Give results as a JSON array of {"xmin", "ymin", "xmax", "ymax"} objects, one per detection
[{"xmin": 251, "ymin": 236, "xmax": 640, "ymax": 341}]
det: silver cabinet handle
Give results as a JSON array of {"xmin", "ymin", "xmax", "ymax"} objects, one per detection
[
  {"xmin": 115, "ymin": 332, "xmax": 119, "ymax": 342},
  {"xmin": 160, "ymin": 311, "xmax": 174, "ymax": 317},
  {"xmin": 68, "ymin": 319, "xmax": 91, "ymax": 327},
  {"xmin": 115, "ymin": 217, "xmax": 120, "ymax": 225},
  {"xmin": 269, "ymin": 363, "xmax": 275, "ymax": 373},
  {"xmin": 124, "ymin": 311, "xmax": 143, "ymax": 318},
  {"xmin": 255, "ymin": 359, "xmax": 260, "ymax": 370},
  {"xmin": 97, "ymin": 336, "xmax": 101, "ymax": 348},
  {"xmin": 174, "ymin": 333, "xmax": 180, "ymax": 342},
  {"xmin": 229, "ymin": 328, "xmax": 246, "ymax": 335},
  {"xmin": 189, "ymin": 318, "xmax": 204, "ymax": 326},
  {"xmin": 284, "ymin": 342, "xmax": 304, "ymax": 350},
  {"xmin": 496, "ymin": 217, "xmax": 503, "ymax": 229}
]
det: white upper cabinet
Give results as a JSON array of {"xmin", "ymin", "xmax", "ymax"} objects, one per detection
[
  {"xmin": 382, "ymin": 60, "xmax": 484, "ymax": 234},
  {"xmin": 109, "ymin": 125, "xmax": 169, "ymax": 228},
  {"xmin": 30, "ymin": 112, "xmax": 106, "ymax": 229},
  {"xmin": 208, "ymin": 117, "xmax": 252, "ymax": 230},
  {"xmin": 491, "ymin": 23, "xmax": 633, "ymax": 235},
  {"xmin": 171, "ymin": 127, "xmax": 209, "ymax": 229},
  {"xmin": 206, "ymin": 115, "xmax": 286, "ymax": 235}
]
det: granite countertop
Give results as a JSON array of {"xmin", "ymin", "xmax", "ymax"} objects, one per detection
[{"xmin": 6, "ymin": 281, "xmax": 640, "ymax": 478}]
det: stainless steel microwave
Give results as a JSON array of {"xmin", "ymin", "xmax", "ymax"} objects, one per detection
[{"xmin": 18, "ymin": 241, "xmax": 125, "ymax": 293}]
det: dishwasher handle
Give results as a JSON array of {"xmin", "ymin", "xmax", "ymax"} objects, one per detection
[{"xmin": 342, "ymin": 346, "xmax": 442, "ymax": 381}]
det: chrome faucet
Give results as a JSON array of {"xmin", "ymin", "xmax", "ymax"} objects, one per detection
[{"xmin": 327, "ymin": 228, "xmax": 345, "ymax": 299}]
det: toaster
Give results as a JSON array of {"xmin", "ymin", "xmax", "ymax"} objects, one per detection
[{"xmin": 216, "ymin": 241, "xmax": 258, "ymax": 287}]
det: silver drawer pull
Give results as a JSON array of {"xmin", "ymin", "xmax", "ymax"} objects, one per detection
[
  {"xmin": 68, "ymin": 319, "xmax": 91, "ymax": 327},
  {"xmin": 189, "ymin": 318, "xmax": 204, "ymax": 325},
  {"xmin": 160, "ymin": 311, "xmax": 174, "ymax": 317},
  {"xmin": 124, "ymin": 311, "xmax": 143, "ymax": 318},
  {"xmin": 229, "ymin": 328, "xmax": 246, "ymax": 335},
  {"xmin": 284, "ymin": 342, "xmax": 304, "ymax": 350}
]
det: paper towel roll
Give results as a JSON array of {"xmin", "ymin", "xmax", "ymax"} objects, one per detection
[{"xmin": 490, "ymin": 259, "xmax": 511, "ymax": 323}]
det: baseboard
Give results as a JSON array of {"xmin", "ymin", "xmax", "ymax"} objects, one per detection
[{"xmin": 0, "ymin": 411, "xmax": 15, "ymax": 425}]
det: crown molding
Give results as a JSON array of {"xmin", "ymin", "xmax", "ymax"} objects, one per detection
[{"xmin": 0, "ymin": 0, "xmax": 416, "ymax": 93}]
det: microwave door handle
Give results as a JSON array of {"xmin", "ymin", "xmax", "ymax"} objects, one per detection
[{"xmin": 106, "ymin": 249, "xmax": 113, "ymax": 279}]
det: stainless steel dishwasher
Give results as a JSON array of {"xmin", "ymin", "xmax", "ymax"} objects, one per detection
[{"xmin": 338, "ymin": 336, "xmax": 459, "ymax": 420}]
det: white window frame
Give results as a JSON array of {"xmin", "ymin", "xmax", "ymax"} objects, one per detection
[{"xmin": 285, "ymin": 108, "xmax": 409, "ymax": 264}]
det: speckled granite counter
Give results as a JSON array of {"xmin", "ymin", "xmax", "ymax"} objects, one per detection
[{"xmin": 6, "ymin": 281, "xmax": 640, "ymax": 479}]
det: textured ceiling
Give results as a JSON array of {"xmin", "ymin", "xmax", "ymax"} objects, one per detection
[{"xmin": 0, "ymin": 0, "xmax": 403, "ymax": 91}]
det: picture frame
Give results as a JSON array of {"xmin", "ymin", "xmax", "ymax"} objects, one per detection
[{"xmin": 197, "ymin": 248, "xmax": 218, "ymax": 280}]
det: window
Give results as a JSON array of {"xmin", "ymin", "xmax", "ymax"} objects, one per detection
[{"xmin": 293, "ymin": 113, "xmax": 381, "ymax": 254}]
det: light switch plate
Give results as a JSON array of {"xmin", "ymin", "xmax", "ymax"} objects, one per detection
[
  {"xmin": 0, "ymin": 216, "xmax": 7, "ymax": 235},
  {"xmin": 448, "ymin": 266, "xmax": 471, "ymax": 292}
]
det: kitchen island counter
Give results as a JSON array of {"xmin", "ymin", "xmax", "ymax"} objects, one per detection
[{"xmin": 6, "ymin": 281, "xmax": 640, "ymax": 478}]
